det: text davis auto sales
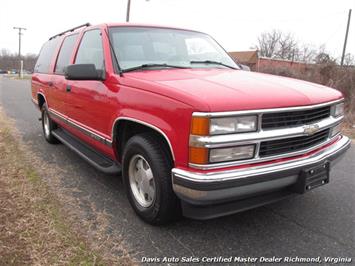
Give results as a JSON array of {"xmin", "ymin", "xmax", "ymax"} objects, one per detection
[{"xmin": 141, "ymin": 256, "xmax": 352, "ymax": 264}]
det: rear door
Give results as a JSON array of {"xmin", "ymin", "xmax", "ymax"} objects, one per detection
[
  {"xmin": 51, "ymin": 33, "xmax": 79, "ymax": 116},
  {"xmin": 65, "ymin": 29, "xmax": 109, "ymax": 139},
  {"xmin": 32, "ymin": 38, "xmax": 60, "ymax": 109}
]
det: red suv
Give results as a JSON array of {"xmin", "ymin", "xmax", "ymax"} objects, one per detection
[{"xmin": 32, "ymin": 23, "xmax": 351, "ymax": 225}]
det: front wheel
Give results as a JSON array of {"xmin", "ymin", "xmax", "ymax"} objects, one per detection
[{"xmin": 122, "ymin": 133, "xmax": 181, "ymax": 225}]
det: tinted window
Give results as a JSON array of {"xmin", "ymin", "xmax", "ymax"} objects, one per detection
[
  {"xmin": 75, "ymin": 30, "xmax": 104, "ymax": 70},
  {"xmin": 34, "ymin": 38, "xmax": 60, "ymax": 73},
  {"xmin": 54, "ymin": 34, "xmax": 78, "ymax": 74}
]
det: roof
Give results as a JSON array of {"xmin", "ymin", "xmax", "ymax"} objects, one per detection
[
  {"xmin": 103, "ymin": 23, "xmax": 205, "ymax": 34},
  {"xmin": 49, "ymin": 22, "xmax": 207, "ymax": 41},
  {"xmin": 229, "ymin": 50, "xmax": 258, "ymax": 64}
]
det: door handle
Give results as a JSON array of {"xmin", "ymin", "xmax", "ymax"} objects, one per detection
[
  {"xmin": 66, "ymin": 85, "xmax": 71, "ymax": 92},
  {"xmin": 48, "ymin": 81, "xmax": 53, "ymax": 87}
]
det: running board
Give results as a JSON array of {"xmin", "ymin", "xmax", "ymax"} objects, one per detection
[{"xmin": 52, "ymin": 128, "xmax": 121, "ymax": 174}]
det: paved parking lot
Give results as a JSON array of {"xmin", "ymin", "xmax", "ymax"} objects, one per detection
[{"xmin": 1, "ymin": 76, "xmax": 354, "ymax": 264}]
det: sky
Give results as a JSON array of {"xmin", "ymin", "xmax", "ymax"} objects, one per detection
[{"xmin": 0, "ymin": 0, "xmax": 354, "ymax": 60}]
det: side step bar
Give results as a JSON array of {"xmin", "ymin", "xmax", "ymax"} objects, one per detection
[{"xmin": 52, "ymin": 128, "xmax": 121, "ymax": 174}]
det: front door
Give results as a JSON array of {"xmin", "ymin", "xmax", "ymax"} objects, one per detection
[{"xmin": 65, "ymin": 29, "xmax": 110, "ymax": 140}]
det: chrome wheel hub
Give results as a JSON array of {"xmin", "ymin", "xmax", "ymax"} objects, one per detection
[{"xmin": 128, "ymin": 154, "xmax": 156, "ymax": 208}]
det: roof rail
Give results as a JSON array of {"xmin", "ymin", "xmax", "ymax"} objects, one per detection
[{"xmin": 49, "ymin": 23, "xmax": 91, "ymax": 40}]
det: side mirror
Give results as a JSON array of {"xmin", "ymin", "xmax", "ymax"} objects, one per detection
[
  {"xmin": 239, "ymin": 64, "xmax": 251, "ymax": 71},
  {"xmin": 65, "ymin": 64, "xmax": 104, "ymax": 80}
]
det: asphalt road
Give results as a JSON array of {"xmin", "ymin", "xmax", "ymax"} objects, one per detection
[{"xmin": 1, "ymin": 75, "xmax": 354, "ymax": 265}]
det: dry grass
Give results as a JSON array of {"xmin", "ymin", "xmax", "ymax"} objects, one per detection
[
  {"xmin": 342, "ymin": 126, "xmax": 355, "ymax": 139},
  {"xmin": 0, "ymin": 109, "xmax": 135, "ymax": 266}
]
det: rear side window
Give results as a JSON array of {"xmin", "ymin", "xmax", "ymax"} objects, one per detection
[
  {"xmin": 54, "ymin": 34, "xmax": 78, "ymax": 74},
  {"xmin": 34, "ymin": 38, "xmax": 60, "ymax": 73},
  {"xmin": 75, "ymin": 30, "xmax": 104, "ymax": 70}
]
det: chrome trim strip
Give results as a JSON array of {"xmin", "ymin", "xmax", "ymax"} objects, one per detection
[
  {"xmin": 189, "ymin": 134, "xmax": 340, "ymax": 170},
  {"xmin": 112, "ymin": 117, "xmax": 175, "ymax": 161},
  {"xmin": 173, "ymin": 136, "xmax": 350, "ymax": 183},
  {"xmin": 48, "ymin": 109, "xmax": 112, "ymax": 147},
  {"xmin": 190, "ymin": 115, "xmax": 343, "ymax": 149},
  {"xmin": 68, "ymin": 119, "xmax": 112, "ymax": 146},
  {"xmin": 189, "ymin": 100, "xmax": 344, "ymax": 169},
  {"xmin": 49, "ymin": 108, "xmax": 66, "ymax": 120},
  {"xmin": 257, "ymin": 113, "xmax": 263, "ymax": 132},
  {"xmin": 193, "ymin": 99, "xmax": 344, "ymax": 117}
]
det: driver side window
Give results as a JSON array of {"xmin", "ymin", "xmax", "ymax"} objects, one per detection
[{"xmin": 75, "ymin": 29, "xmax": 104, "ymax": 71}]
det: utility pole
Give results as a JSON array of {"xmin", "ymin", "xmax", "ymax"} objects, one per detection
[
  {"xmin": 340, "ymin": 9, "xmax": 352, "ymax": 66},
  {"xmin": 126, "ymin": 0, "xmax": 131, "ymax": 22},
  {"xmin": 13, "ymin": 26, "xmax": 27, "ymax": 78},
  {"xmin": 126, "ymin": 0, "xmax": 150, "ymax": 22}
]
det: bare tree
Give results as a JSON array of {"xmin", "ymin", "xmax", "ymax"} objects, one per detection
[
  {"xmin": 255, "ymin": 30, "xmax": 317, "ymax": 62},
  {"xmin": 343, "ymin": 53, "xmax": 355, "ymax": 66},
  {"xmin": 1, "ymin": 49, "xmax": 11, "ymax": 57},
  {"xmin": 255, "ymin": 30, "xmax": 299, "ymax": 59},
  {"xmin": 313, "ymin": 45, "xmax": 335, "ymax": 64},
  {"xmin": 275, "ymin": 33, "xmax": 298, "ymax": 60},
  {"xmin": 298, "ymin": 45, "xmax": 317, "ymax": 63},
  {"xmin": 255, "ymin": 30, "xmax": 282, "ymax": 58}
]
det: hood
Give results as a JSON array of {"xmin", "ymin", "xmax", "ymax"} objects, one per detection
[{"xmin": 120, "ymin": 69, "xmax": 343, "ymax": 112}]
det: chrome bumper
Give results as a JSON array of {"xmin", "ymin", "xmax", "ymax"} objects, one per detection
[{"xmin": 172, "ymin": 136, "xmax": 351, "ymax": 207}]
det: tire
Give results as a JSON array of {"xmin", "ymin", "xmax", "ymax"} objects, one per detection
[
  {"xmin": 41, "ymin": 104, "xmax": 60, "ymax": 144},
  {"xmin": 122, "ymin": 133, "xmax": 181, "ymax": 225}
]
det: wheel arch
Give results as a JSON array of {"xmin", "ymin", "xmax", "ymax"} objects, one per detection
[
  {"xmin": 37, "ymin": 92, "xmax": 47, "ymax": 109},
  {"xmin": 112, "ymin": 117, "xmax": 175, "ymax": 164}
]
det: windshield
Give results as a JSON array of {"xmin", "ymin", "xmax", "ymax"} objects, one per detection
[{"xmin": 108, "ymin": 26, "xmax": 239, "ymax": 71}]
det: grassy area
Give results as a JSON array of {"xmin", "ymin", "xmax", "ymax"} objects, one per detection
[
  {"xmin": 0, "ymin": 109, "xmax": 134, "ymax": 265},
  {"xmin": 1, "ymin": 73, "xmax": 32, "ymax": 80},
  {"xmin": 14, "ymin": 75, "xmax": 32, "ymax": 80}
]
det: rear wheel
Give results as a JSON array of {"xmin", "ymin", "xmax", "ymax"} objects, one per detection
[
  {"xmin": 122, "ymin": 133, "xmax": 181, "ymax": 225},
  {"xmin": 41, "ymin": 104, "xmax": 59, "ymax": 144}
]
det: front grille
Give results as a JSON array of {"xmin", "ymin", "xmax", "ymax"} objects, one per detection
[
  {"xmin": 259, "ymin": 129, "xmax": 330, "ymax": 157},
  {"xmin": 262, "ymin": 106, "xmax": 331, "ymax": 129}
]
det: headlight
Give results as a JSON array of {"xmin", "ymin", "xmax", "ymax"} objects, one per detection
[
  {"xmin": 210, "ymin": 115, "xmax": 257, "ymax": 135},
  {"xmin": 209, "ymin": 145, "xmax": 255, "ymax": 163},
  {"xmin": 333, "ymin": 102, "xmax": 344, "ymax": 117}
]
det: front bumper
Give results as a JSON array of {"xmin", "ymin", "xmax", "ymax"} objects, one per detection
[{"xmin": 172, "ymin": 135, "xmax": 351, "ymax": 219}]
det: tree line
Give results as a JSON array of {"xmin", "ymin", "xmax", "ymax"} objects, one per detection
[
  {"xmin": 0, "ymin": 49, "xmax": 37, "ymax": 72},
  {"xmin": 253, "ymin": 29, "xmax": 354, "ymax": 66}
]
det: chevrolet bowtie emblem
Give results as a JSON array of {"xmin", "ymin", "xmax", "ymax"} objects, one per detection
[{"xmin": 303, "ymin": 124, "xmax": 320, "ymax": 136}]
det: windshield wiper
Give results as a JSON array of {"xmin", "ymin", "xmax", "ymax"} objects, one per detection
[
  {"xmin": 122, "ymin": 63, "xmax": 190, "ymax": 73},
  {"xmin": 190, "ymin": 60, "xmax": 238, "ymax": 70}
]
